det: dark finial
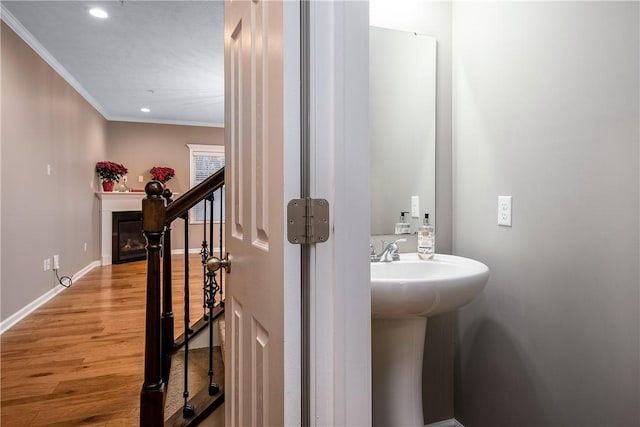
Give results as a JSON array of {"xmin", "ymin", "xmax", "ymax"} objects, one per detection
[
  {"xmin": 162, "ymin": 188, "xmax": 173, "ymax": 201},
  {"xmin": 145, "ymin": 180, "xmax": 164, "ymax": 197}
]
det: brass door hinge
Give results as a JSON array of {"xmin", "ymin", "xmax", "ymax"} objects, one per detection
[{"xmin": 287, "ymin": 198, "xmax": 330, "ymax": 244}]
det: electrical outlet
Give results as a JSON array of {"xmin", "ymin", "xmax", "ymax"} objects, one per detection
[
  {"xmin": 498, "ymin": 196, "xmax": 512, "ymax": 226},
  {"xmin": 411, "ymin": 196, "xmax": 420, "ymax": 218},
  {"xmin": 46, "ymin": 164, "xmax": 51, "ymax": 176},
  {"xmin": 43, "ymin": 258, "xmax": 51, "ymax": 271},
  {"xmin": 84, "ymin": 242, "xmax": 88, "ymax": 252},
  {"xmin": 138, "ymin": 175, "xmax": 144, "ymax": 183},
  {"xmin": 53, "ymin": 255, "xmax": 60, "ymax": 270}
]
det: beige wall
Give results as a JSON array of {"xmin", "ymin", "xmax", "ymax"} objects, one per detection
[
  {"xmin": 1, "ymin": 22, "xmax": 107, "ymax": 322},
  {"xmin": 0, "ymin": 22, "xmax": 224, "ymax": 323},
  {"xmin": 106, "ymin": 121, "xmax": 224, "ymax": 252}
]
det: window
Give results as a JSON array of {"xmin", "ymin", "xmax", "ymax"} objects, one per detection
[{"xmin": 187, "ymin": 144, "xmax": 225, "ymax": 224}]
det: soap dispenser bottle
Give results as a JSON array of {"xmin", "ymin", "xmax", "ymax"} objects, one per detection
[
  {"xmin": 395, "ymin": 211, "xmax": 411, "ymax": 235},
  {"xmin": 418, "ymin": 213, "xmax": 435, "ymax": 260}
]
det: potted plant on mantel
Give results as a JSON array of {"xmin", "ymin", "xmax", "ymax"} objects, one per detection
[
  {"xmin": 150, "ymin": 166, "xmax": 175, "ymax": 187},
  {"xmin": 95, "ymin": 161, "xmax": 128, "ymax": 192}
]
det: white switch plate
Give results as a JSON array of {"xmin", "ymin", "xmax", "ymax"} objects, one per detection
[
  {"xmin": 46, "ymin": 164, "xmax": 51, "ymax": 176},
  {"xmin": 498, "ymin": 196, "xmax": 512, "ymax": 226},
  {"xmin": 411, "ymin": 196, "xmax": 420, "ymax": 218},
  {"xmin": 138, "ymin": 175, "xmax": 144, "ymax": 183}
]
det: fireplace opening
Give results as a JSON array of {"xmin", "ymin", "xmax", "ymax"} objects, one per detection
[{"xmin": 112, "ymin": 211, "xmax": 146, "ymax": 264}]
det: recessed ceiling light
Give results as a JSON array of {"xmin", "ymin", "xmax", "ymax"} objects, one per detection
[
  {"xmin": 140, "ymin": 108, "xmax": 151, "ymax": 113},
  {"xmin": 89, "ymin": 8, "xmax": 108, "ymax": 19}
]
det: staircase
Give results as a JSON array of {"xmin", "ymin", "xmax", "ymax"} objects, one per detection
[{"xmin": 139, "ymin": 168, "xmax": 226, "ymax": 426}]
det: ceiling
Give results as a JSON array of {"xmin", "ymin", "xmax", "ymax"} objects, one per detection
[{"xmin": 1, "ymin": 1, "xmax": 224, "ymax": 127}]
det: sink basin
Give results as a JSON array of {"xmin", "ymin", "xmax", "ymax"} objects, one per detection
[
  {"xmin": 370, "ymin": 253, "xmax": 489, "ymax": 427},
  {"xmin": 371, "ymin": 253, "xmax": 490, "ymax": 318}
]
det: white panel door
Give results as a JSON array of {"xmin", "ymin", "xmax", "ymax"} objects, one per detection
[{"xmin": 224, "ymin": 0, "xmax": 298, "ymax": 425}]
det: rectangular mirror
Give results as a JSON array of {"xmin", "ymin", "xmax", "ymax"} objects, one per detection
[{"xmin": 370, "ymin": 26, "xmax": 437, "ymax": 236}]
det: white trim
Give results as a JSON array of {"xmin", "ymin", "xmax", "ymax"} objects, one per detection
[
  {"xmin": 187, "ymin": 144, "xmax": 225, "ymax": 224},
  {"xmin": 73, "ymin": 260, "xmax": 102, "ymax": 282},
  {"xmin": 425, "ymin": 418, "xmax": 465, "ymax": 427},
  {"xmin": 0, "ymin": 5, "xmax": 108, "ymax": 118},
  {"xmin": 186, "ymin": 144, "xmax": 225, "ymax": 153},
  {"xmin": 170, "ymin": 248, "xmax": 223, "ymax": 256},
  {"xmin": 283, "ymin": 1, "xmax": 302, "ymax": 424},
  {"xmin": 0, "ymin": 260, "xmax": 101, "ymax": 335},
  {"xmin": 309, "ymin": 1, "xmax": 371, "ymax": 425},
  {"xmin": 109, "ymin": 116, "xmax": 224, "ymax": 128}
]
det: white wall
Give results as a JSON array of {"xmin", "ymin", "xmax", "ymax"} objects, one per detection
[{"xmin": 453, "ymin": 2, "xmax": 639, "ymax": 425}]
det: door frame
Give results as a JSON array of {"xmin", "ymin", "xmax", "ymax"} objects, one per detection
[{"xmin": 306, "ymin": 2, "xmax": 371, "ymax": 425}]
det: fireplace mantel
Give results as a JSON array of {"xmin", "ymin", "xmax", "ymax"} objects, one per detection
[{"xmin": 96, "ymin": 192, "xmax": 146, "ymax": 265}]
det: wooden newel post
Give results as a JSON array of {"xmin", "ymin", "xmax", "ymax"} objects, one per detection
[{"xmin": 140, "ymin": 181, "xmax": 166, "ymax": 427}]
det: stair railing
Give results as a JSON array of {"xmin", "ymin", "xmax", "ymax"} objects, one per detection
[{"xmin": 140, "ymin": 167, "xmax": 225, "ymax": 426}]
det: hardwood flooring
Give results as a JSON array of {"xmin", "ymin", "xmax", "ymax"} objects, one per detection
[{"xmin": 1, "ymin": 255, "xmax": 220, "ymax": 426}]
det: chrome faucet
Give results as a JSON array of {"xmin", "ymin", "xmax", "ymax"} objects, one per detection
[{"xmin": 371, "ymin": 238, "xmax": 406, "ymax": 262}]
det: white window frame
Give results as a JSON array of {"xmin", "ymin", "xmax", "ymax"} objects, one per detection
[{"xmin": 187, "ymin": 144, "xmax": 225, "ymax": 225}]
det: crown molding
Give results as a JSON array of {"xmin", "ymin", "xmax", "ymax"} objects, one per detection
[
  {"xmin": 108, "ymin": 115, "xmax": 224, "ymax": 128},
  {"xmin": 1, "ymin": 4, "xmax": 109, "ymax": 119},
  {"xmin": 1, "ymin": 5, "xmax": 226, "ymax": 129}
]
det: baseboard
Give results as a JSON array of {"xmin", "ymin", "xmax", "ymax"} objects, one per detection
[
  {"xmin": 425, "ymin": 419, "xmax": 464, "ymax": 427},
  {"xmin": 170, "ymin": 248, "xmax": 224, "ymax": 256},
  {"xmin": 0, "ymin": 260, "xmax": 101, "ymax": 335},
  {"xmin": 73, "ymin": 260, "xmax": 102, "ymax": 282},
  {"xmin": 170, "ymin": 248, "xmax": 203, "ymax": 255}
]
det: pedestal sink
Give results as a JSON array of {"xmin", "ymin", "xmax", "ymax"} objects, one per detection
[{"xmin": 371, "ymin": 253, "xmax": 489, "ymax": 427}]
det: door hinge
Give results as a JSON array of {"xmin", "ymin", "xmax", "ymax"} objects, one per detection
[{"xmin": 287, "ymin": 198, "xmax": 330, "ymax": 244}]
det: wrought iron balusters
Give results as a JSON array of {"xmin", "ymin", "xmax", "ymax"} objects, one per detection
[{"xmin": 182, "ymin": 214, "xmax": 194, "ymax": 418}]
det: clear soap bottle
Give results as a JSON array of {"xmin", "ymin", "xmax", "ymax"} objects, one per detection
[
  {"xmin": 395, "ymin": 211, "xmax": 411, "ymax": 235},
  {"xmin": 417, "ymin": 213, "xmax": 435, "ymax": 260}
]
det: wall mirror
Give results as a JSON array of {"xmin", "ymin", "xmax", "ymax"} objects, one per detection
[{"xmin": 370, "ymin": 26, "xmax": 437, "ymax": 235}]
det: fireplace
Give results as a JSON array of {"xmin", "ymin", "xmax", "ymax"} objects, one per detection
[{"xmin": 112, "ymin": 211, "xmax": 146, "ymax": 264}]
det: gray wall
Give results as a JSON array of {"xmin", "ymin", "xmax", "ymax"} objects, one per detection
[
  {"xmin": 369, "ymin": 2, "xmax": 455, "ymax": 423},
  {"xmin": 1, "ymin": 22, "xmax": 107, "ymax": 321},
  {"xmin": 452, "ymin": 3, "xmax": 639, "ymax": 426},
  {"xmin": 369, "ymin": 0, "xmax": 453, "ymax": 253}
]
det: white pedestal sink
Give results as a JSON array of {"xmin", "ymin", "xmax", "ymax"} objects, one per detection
[{"xmin": 371, "ymin": 253, "xmax": 489, "ymax": 427}]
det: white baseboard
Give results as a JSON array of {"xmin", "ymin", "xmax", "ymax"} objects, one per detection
[
  {"xmin": 0, "ymin": 260, "xmax": 101, "ymax": 335},
  {"xmin": 73, "ymin": 260, "xmax": 102, "ymax": 282},
  {"xmin": 170, "ymin": 248, "xmax": 204, "ymax": 255},
  {"xmin": 425, "ymin": 419, "xmax": 464, "ymax": 427},
  {"xmin": 171, "ymin": 247, "xmax": 224, "ymax": 256}
]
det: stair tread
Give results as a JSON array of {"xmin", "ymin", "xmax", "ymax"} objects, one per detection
[{"xmin": 165, "ymin": 346, "xmax": 224, "ymax": 425}]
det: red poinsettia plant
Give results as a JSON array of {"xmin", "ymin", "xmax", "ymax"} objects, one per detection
[
  {"xmin": 95, "ymin": 161, "xmax": 128, "ymax": 183},
  {"xmin": 150, "ymin": 166, "xmax": 175, "ymax": 183}
]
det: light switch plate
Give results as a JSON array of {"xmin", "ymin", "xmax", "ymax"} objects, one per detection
[
  {"xmin": 498, "ymin": 196, "xmax": 512, "ymax": 226},
  {"xmin": 411, "ymin": 196, "xmax": 419, "ymax": 218}
]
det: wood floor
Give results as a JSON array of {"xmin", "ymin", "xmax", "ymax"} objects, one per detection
[{"xmin": 0, "ymin": 255, "xmax": 220, "ymax": 426}]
